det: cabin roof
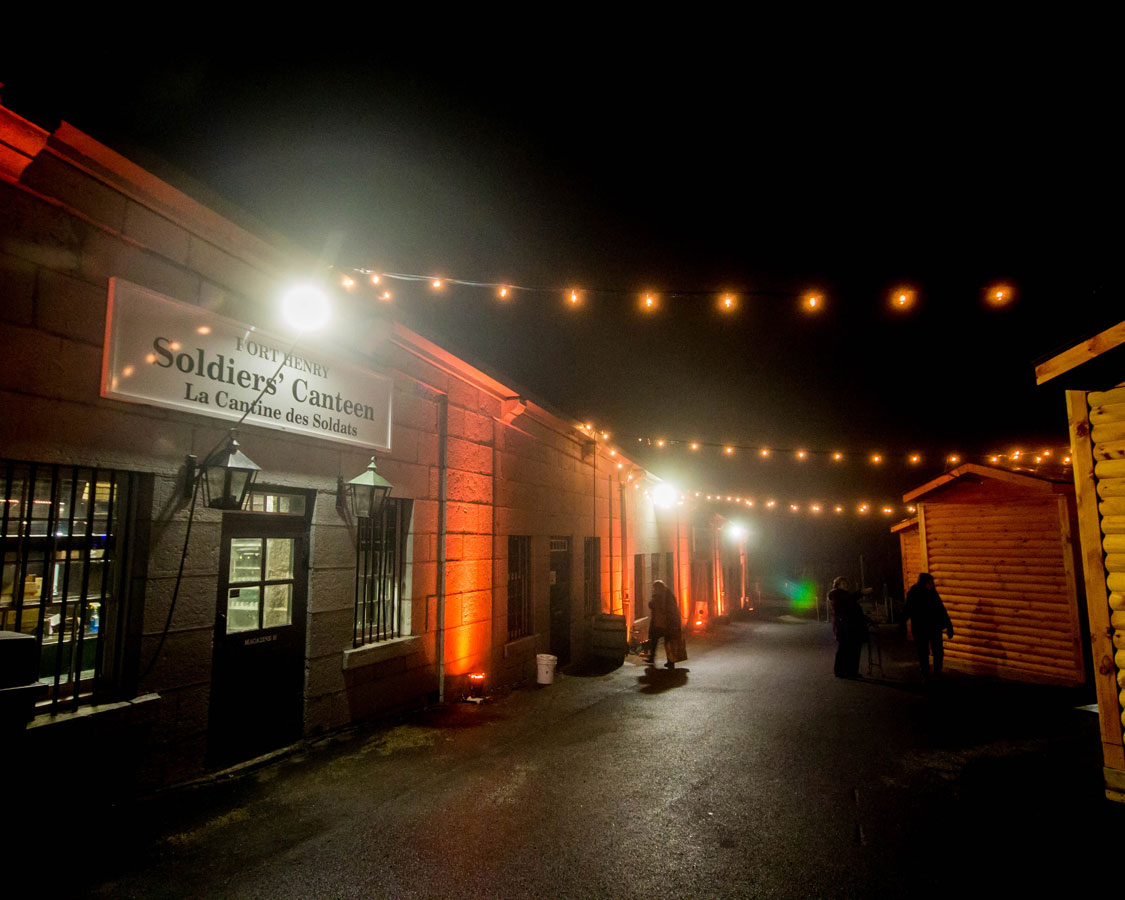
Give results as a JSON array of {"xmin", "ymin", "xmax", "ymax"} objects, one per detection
[
  {"xmin": 1036, "ymin": 320, "xmax": 1125, "ymax": 389},
  {"xmin": 902, "ymin": 462, "xmax": 1071, "ymax": 503}
]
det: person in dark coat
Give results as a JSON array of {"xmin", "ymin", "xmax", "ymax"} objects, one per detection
[
  {"xmin": 828, "ymin": 576, "xmax": 870, "ymax": 678},
  {"xmin": 903, "ymin": 572, "xmax": 954, "ymax": 681},
  {"xmin": 645, "ymin": 580, "xmax": 683, "ymax": 669}
]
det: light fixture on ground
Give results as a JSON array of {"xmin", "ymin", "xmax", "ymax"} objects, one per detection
[
  {"xmin": 185, "ymin": 429, "xmax": 261, "ymax": 509},
  {"xmin": 345, "ymin": 456, "xmax": 394, "ymax": 519}
]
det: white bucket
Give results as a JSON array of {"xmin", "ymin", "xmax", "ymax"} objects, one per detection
[{"xmin": 536, "ymin": 653, "xmax": 557, "ymax": 685}]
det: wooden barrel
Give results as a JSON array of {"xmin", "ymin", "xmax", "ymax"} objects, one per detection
[{"xmin": 591, "ymin": 613, "xmax": 627, "ymax": 663}]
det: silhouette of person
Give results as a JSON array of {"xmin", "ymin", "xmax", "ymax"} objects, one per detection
[
  {"xmin": 903, "ymin": 572, "xmax": 953, "ymax": 681},
  {"xmin": 829, "ymin": 576, "xmax": 870, "ymax": 678},
  {"xmin": 645, "ymin": 580, "xmax": 683, "ymax": 669}
]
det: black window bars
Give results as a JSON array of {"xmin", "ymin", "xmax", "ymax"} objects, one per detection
[
  {"xmin": 1, "ymin": 460, "xmax": 133, "ymax": 712},
  {"xmin": 353, "ymin": 498, "xmax": 411, "ymax": 647}
]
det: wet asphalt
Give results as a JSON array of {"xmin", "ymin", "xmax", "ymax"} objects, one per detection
[{"xmin": 53, "ymin": 615, "xmax": 1125, "ymax": 898}]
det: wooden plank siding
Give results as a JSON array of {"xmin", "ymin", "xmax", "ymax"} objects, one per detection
[
  {"xmin": 1088, "ymin": 387, "xmax": 1125, "ymax": 752},
  {"xmin": 920, "ymin": 496, "xmax": 1086, "ymax": 685}
]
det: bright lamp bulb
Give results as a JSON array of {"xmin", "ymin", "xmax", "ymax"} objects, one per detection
[
  {"xmin": 652, "ymin": 483, "xmax": 677, "ymax": 509},
  {"xmin": 281, "ymin": 284, "xmax": 330, "ymax": 332}
]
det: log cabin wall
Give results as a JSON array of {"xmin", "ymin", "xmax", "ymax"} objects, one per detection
[
  {"xmin": 914, "ymin": 475, "xmax": 1085, "ymax": 686},
  {"xmin": 1087, "ymin": 386, "xmax": 1125, "ymax": 752}
]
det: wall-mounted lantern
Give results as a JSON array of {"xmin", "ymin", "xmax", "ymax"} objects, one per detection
[
  {"xmin": 345, "ymin": 456, "xmax": 394, "ymax": 519},
  {"xmin": 185, "ymin": 429, "xmax": 261, "ymax": 509}
]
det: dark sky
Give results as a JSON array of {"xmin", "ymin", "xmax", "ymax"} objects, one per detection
[{"xmin": 1, "ymin": 34, "xmax": 1115, "ymax": 586}]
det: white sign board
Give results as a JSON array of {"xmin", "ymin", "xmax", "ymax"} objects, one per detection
[{"xmin": 101, "ymin": 278, "xmax": 392, "ymax": 450}]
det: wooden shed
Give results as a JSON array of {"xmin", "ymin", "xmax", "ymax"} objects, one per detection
[
  {"xmin": 895, "ymin": 463, "xmax": 1087, "ymax": 686},
  {"xmin": 1036, "ymin": 321, "xmax": 1125, "ymax": 801}
]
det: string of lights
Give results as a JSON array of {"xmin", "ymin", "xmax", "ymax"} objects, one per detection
[
  {"xmin": 625, "ymin": 435, "xmax": 1071, "ymax": 468},
  {"xmin": 338, "ymin": 268, "xmax": 1016, "ymax": 314}
]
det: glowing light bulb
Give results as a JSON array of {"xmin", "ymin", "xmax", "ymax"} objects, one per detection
[
  {"xmin": 690, "ymin": 442, "xmax": 700, "ymax": 450},
  {"xmin": 986, "ymin": 284, "xmax": 1014, "ymax": 307},
  {"xmin": 803, "ymin": 293, "xmax": 822, "ymax": 311},
  {"xmin": 380, "ymin": 291, "xmax": 393, "ymax": 301},
  {"xmin": 197, "ymin": 326, "xmax": 211, "ymax": 335},
  {"xmin": 909, "ymin": 454, "xmax": 920, "ymax": 464},
  {"xmin": 1064, "ymin": 456, "xmax": 1071, "ymax": 464},
  {"xmin": 432, "ymin": 279, "xmax": 443, "ymax": 289},
  {"xmin": 891, "ymin": 288, "xmax": 916, "ymax": 311},
  {"xmin": 832, "ymin": 452, "xmax": 843, "ymax": 461},
  {"xmin": 834, "ymin": 505, "xmax": 844, "ymax": 514},
  {"xmin": 811, "ymin": 504, "xmax": 821, "ymax": 513},
  {"xmin": 871, "ymin": 454, "xmax": 882, "ymax": 464},
  {"xmin": 797, "ymin": 450, "xmax": 807, "ymax": 460},
  {"xmin": 370, "ymin": 274, "xmax": 381, "ymax": 285},
  {"xmin": 766, "ymin": 500, "xmax": 776, "ymax": 508},
  {"xmin": 882, "ymin": 506, "xmax": 894, "ymax": 515},
  {"xmin": 656, "ymin": 439, "xmax": 666, "ymax": 448},
  {"xmin": 760, "ymin": 448, "xmax": 770, "ymax": 457},
  {"xmin": 990, "ymin": 456, "xmax": 999, "ymax": 463},
  {"xmin": 790, "ymin": 504, "xmax": 799, "ymax": 512},
  {"xmin": 498, "ymin": 286, "xmax": 509, "ymax": 299},
  {"xmin": 948, "ymin": 454, "xmax": 960, "ymax": 464},
  {"xmin": 725, "ymin": 446, "xmax": 734, "ymax": 455},
  {"xmin": 342, "ymin": 276, "xmax": 355, "ymax": 290}
]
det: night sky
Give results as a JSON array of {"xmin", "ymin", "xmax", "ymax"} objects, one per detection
[{"xmin": 2, "ymin": 34, "xmax": 1114, "ymax": 592}]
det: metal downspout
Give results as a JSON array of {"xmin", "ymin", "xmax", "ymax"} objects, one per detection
[{"xmin": 437, "ymin": 395, "xmax": 448, "ymax": 703}]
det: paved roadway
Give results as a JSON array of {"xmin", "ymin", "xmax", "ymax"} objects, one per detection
[{"xmin": 62, "ymin": 617, "xmax": 1124, "ymax": 898}]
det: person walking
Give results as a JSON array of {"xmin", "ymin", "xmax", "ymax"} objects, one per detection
[
  {"xmin": 828, "ymin": 576, "xmax": 870, "ymax": 678},
  {"xmin": 645, "ymin": 580, "xmax": 684, "ymax": 669},
  {"xmin": 903, "ymin": 572, "xmax": 954, "ymax": 681}
]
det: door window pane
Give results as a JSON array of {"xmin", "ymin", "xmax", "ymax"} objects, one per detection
[
  {"xmin": 229, "ymin": 539, "xmax": 262, "ymax": 583},
  {"xmin": 263, "ymin": 584, "xmax": 292, "ymax": 629},
  {"xmin": 227, "ymin": 586, "xmax": 260, "ymax": 633},
  {"xmin": 265, "ymin": 539, "xmax": 293, "ymax": 581}
]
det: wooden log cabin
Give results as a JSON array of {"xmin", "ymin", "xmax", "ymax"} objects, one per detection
[
  {"xmin": 1036, "ymin": 320, "xmax": 1125, "ymax": 802},
  {"xmin": 893, "ymin": 463, "xmax": 1088, "ymax": 687}
]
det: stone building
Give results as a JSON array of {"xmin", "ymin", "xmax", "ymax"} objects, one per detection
[{"xmin": 0, "ymin": 100, "xmax": 735, "ymax": 793}]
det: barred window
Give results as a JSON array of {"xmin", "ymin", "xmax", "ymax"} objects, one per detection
[
  {"xmin": 584, "ymin": 536, "xmax": 601, "ymax": 616},
  {"xmin": 354, "ymin": 498, "xmax": 412, "ymax": 646},
  {"xmin": 0, "ymin": 460, "xmax": 136, "ymax": 711},
  {"xmin": 507, "ymin": 535, "xmax": 531, "ymax": 640}
]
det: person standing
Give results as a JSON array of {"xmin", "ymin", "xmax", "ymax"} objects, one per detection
[
  {"xmin": 828, "ymin": 576, "xmax": 870, "ymax": 678},
  {"xmin": 645, "ymin": 580, "xmax": 684, "ymax": 669},
  {"xmin": 903, "ymin": 572, "xmax": 954, "ymax": 681}
]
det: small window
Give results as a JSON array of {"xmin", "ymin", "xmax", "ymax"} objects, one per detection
[
  {"xmin": 508, "ymin": 535, "xmax": 531, "ymax": 640},
  {"xmin": 226, "ymin": 536, "xmax": 295, "ymax": 633},
  {"xmin": 246, "ymin": 490, "xmax": 306, "ymax": 515},
  {"xmin": 354, "ymin": 498, "xmax": 412, "ymax": 646},
  {"xmin": 584, "ymin": 536, "xmax": 601, "ymax": 616},
  {"xmin": 0, "ymin": 460, "xmax": 134, "ymax": 711}
]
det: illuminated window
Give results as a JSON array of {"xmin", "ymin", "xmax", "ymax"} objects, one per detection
[{"xmin": 0, "ymin": 460, "xmax": 133, "ymax": 713}]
